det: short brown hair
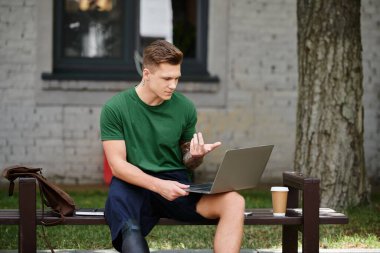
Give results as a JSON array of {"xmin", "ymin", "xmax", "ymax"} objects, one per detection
[{"xmin": 143, "ymin": 40, "xmax": 183, "ymax": 70}]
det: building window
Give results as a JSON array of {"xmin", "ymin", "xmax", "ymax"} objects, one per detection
[
  {"xmin": 62, "ymin": 0, "xmax": 122, "ymax": 59},
  {"xmin": 42, "ymin": 0, "xmax": 217, "ymax": 82}
]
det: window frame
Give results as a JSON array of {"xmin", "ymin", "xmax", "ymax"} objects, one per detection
[{"xmin": 42, "ymin": 0, "xmax": 218, "ymax": 82}]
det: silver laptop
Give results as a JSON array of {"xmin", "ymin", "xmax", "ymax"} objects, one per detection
[{"xmin": 186, "ymin": 145, "xmax": 274, "ymax": 194}]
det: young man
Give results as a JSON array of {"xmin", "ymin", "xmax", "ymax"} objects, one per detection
[{"xmin": 100, "ymin": 40, "xmax": 245, "ymax": 253}]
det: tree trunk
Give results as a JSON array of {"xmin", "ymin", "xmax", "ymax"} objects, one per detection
[{"xmin": 295, "ymin": 0, "xmax": 370, "ymax": 210}]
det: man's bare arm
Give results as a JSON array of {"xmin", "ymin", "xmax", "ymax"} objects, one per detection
[{"xmin": 103, "ymin": 140, "xmax": 189, "ymax": 201}]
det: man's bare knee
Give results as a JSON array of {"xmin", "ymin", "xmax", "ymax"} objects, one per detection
[
  {"xmin": 221, "ymin": 192, "xmax": 245, "ymax": 214},
  {"xmin": 197, "ymin": 192, "xmax": 245, "ymax": 218},
  {"xmin": 226, "ymin": 192, "xmax": 245, "ymax": 205}
]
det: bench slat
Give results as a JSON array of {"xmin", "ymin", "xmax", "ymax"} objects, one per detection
[{"xmin": 0, "ymin": 208, "xmax": 348, "ymax": 226}]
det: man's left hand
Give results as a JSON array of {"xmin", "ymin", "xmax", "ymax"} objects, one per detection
[{"xmin": 190, "ymin": 132, "xmax": 221, "ymax": 158}]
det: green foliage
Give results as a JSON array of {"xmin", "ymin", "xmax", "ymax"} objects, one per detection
[{"xmin": 0, "ymin": 187, "xmax": 379, "ymax": 250}]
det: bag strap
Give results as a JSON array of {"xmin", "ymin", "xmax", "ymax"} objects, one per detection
[
  {"xmin": 34, "ymin": 172, "xmax": 60, "ymax": 253},
  {"xmin": 38, "ymin": 182, "xmax": 57, "ymax": 253},
  {"xmin": 39, "ymin": 225, "xmax": 55, "ymax": 253},
  {"xmin": 8, "ymin": 179, "xmax": 15, "ymax": 196}
]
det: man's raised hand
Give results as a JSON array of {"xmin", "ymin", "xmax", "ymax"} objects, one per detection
[{"xmin": 190, "ymin": 132, "xmax": 222, "ymax": 158}]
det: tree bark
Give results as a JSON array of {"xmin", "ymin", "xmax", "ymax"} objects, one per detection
[{"xmin": 295, "ymin": 0, "xmax": 370, "ymax": 210}]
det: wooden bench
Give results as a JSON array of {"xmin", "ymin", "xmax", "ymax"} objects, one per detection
[{"xmin": 0, "ymin": 171, "xmax": 348, "ymax": 253}]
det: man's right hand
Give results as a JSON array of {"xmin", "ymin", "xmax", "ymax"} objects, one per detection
[{"xmin": 154, "ymin": 179, "xmax": 189, "ymax": 201}]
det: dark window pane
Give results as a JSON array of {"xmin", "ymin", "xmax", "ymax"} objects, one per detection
[
  {"xmin": 139, "ymin": 0, "xmax": 197, "ymax": 59},
  {"xmin": 172, "ymin": 0, "xmax": 197, "ymax": 58},
  {"xmin": 62, "ymin": 0, "xmax": 123, "ymax": 58}
]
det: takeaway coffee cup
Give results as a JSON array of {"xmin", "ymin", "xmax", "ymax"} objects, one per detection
[{"xmin": 271, "ymin": 186, "xmax": 289, "ymax": 217}]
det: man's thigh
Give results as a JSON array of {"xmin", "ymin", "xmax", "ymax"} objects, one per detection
[
  {"xmin": 151, "ymin": 190, "xmax": 208, "ymax": 222},
  {"xmin": 150, "ymin": 170, "xmax": 210, "ymax": 222}
]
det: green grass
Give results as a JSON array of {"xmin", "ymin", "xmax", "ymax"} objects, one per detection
[{"xmin": 0, "ymin": 186, "xmax": 379, "ymax": 250}]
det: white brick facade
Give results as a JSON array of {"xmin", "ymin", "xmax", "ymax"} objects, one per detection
[{"xmin": 0, "ymin": 0, "xmax": 378, "ymax": 185}]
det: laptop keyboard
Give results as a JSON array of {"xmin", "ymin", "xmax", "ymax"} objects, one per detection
[{"xmin": 189, "ymin": 183, "xmax": 212, "ymax": 190}]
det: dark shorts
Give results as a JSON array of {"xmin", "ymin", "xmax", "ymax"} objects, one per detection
[{"xmin": 105, "ymin": 169, "xmax": 209, "ymax": 252}]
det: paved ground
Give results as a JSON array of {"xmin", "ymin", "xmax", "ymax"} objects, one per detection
[{"xmin": 2, "ymin": 249, "xmax": 380, "ymax": 253}]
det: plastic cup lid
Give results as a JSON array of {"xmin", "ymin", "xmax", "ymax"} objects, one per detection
[{"xmin": 271, "ymin": 186, "xmax": 289, "ymax": 192}]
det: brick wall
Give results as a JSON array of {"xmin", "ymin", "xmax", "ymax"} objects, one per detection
[
  {"xmin": 0, "ymin": 0, "xmax": 378, "ymax": 185},
  {"xmin": 0, "ymin": 0, "xmax": 39, "ymax": 175}
]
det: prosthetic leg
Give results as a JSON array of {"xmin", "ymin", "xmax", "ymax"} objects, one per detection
[{"xmin": 121, "ymin": 220, "xmax": 150, "ymax": 253}]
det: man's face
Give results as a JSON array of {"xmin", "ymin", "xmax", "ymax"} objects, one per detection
[{"xmin": 144, "ymin": 62, "xmax": 181, "ymax": 101}]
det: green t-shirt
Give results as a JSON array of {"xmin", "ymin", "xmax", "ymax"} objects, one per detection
[{"xmin": 100, "ymin": 87, "xmax": 197, "ymax": 172}]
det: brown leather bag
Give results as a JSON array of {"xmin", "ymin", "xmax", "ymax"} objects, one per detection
[
  {"xmin": 2, "ymin": 165, "xmax": 76, "ymax": 220},
  {"xmin": 3, "ymin": 165, "xmax": 76, "ymax": 253}
]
